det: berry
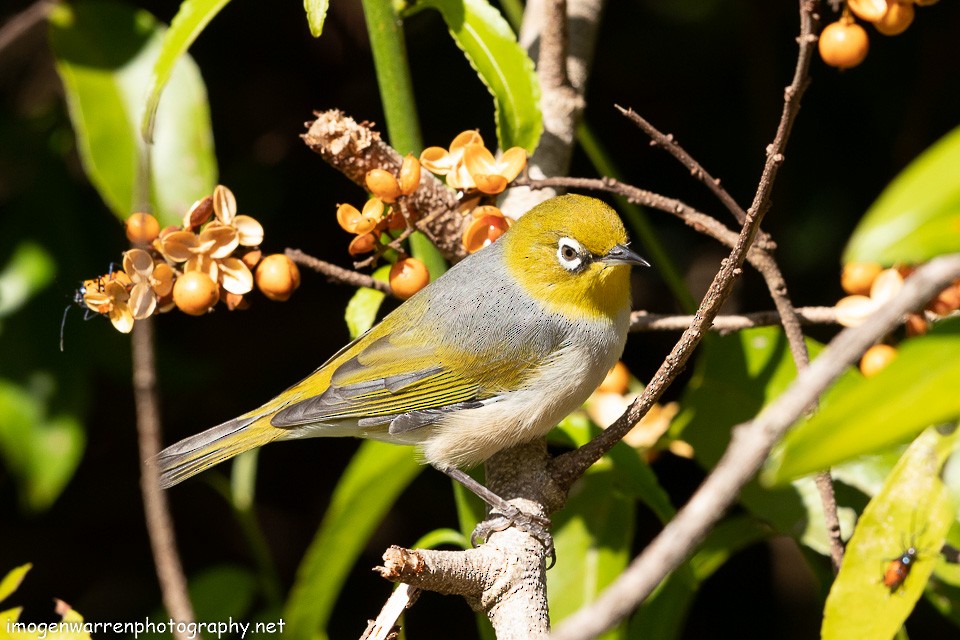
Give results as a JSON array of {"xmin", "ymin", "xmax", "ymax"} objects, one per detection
[
  {"xmin": 841, "ymin": 262, "xmax": 883, "ymax": 295},
  {"xmin": 598, "ymin": 361, "xmax": 631, "ymax": 395},
  {"xmin": 126, "ymin": 212, "xmax": 161, "ymax": 244},
  {"xmin": 462, "ymin": 214, "xmax": 510, "ymax": 254},
  {"xmin": 173, "ymin": 271, "xmax": 219, "ymax": 316},
  {"xmin": 389, "ymin": 257, "xmax": 429, "ymax": 300},
  {"xmin": 875, "ymin": 1, "xmax": 914, "ymax": 36},
  {"xmin": 860, "ymin": 344, "xmax": 897, "ymax": 377},
  {"xmin": 819, "ymin": 20, "xmax": 870, "ymax": 69},
  {"xmin": 255, "ymin": 254, "xmax": 300, "ymax": 302}
]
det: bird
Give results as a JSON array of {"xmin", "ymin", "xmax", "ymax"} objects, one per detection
[{"xmin": 155, "ymin": 193, "xmax": 648, "ymax": 537}]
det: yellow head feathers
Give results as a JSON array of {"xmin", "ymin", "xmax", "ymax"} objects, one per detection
[{"xmin": 502, "ymin": 194, "xmax": 647, "ymax": 320}]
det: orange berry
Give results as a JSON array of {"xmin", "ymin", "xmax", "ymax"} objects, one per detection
[
  {"xmin": 841, "ymin": 262, "xmax": 883, "ymax": 295},
  {"xmin": 255, "ymin": 254, "xmax": 300, "ymax": 302},
  {"xmin": 126, "ymin": 212, "xmax": 161, "ymax": 245},
  {"xmin": 819, "ymin": 20, "xmax": 870, "ymax": 69},
  {"xmin": 173, "ymin": 271, "xmax": 219, "ymax": 316},
  {"xmin": 365, "ymin": 169, "xmax": 402, "ymax": 203},
  {"xmin": 399, "ymin": 154, "xmax": 421, "ymax": 195},
  {"xmin": 875, "ymin": 1, "xmax": 914, "ymax": 35},
  {"xmin": 348, "ymin": 233, "xmax": 378, "ymax": 256},
  {"xmin": 848, "ymin": 0, "xmax": 888, "ymax": 22},
  {"xmin": 598, "ymin": 361, "xmax": 631, "ymax": 395},
  {"xmin": 462, "ymin": 214, "xmax": 510, "ymax": 254},
  {"xmin": 860, "ymin": 344, "xmax": 897, "ymax": 377},
  {"xmin": 389, "ymin": 257, "xmax": 429, "ymax": 300}
]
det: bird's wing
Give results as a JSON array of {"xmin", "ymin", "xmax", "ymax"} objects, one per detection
[{"xmin": 269, "ymin": 333, "xmax": 530, "ymax": 431}]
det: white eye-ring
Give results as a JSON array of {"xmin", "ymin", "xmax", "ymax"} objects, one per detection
[{"xmin": 557, "ymin": 237, "xmax": 585, "ymax": 271}]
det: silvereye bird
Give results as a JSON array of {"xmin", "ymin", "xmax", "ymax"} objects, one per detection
[{"xmin": 156, "ymin": 194, "xmax": 647, "ymax": 531}]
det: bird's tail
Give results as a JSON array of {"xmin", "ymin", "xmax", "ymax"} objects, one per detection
[{"xmin": 154, "ymin": 411, "xmax": 285, "ymax": 488}]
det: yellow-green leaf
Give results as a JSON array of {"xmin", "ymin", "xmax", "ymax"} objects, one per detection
[
  {"xmin": 844, "ymin": 124, "xmax": 960, "ymax": 265},
  {"xmin": 418, "ymin": 0, "xmax": 542, "ymax": 152},
  {"xmin": 49, "ymin": 1, "xmax": 217, "ymax": 226},
  {"xmin": 765, "ymin": 318, "xmax": 960, "ymax": 484},
  {"xmin": 822, "ymin": 428, "xmax": 956, "ymax": 640},
  {"xmin": 0, "ymin": 564, "xmax": 31, "ymax": 604},
  {"xmin": 304, "ymin": 0, "xmax": 330, "ymax": 37}
]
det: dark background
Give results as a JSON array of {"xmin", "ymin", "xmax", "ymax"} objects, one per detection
[{"xmin": 1, "ymin": 0, "xmax": 959, "ymax": 638}]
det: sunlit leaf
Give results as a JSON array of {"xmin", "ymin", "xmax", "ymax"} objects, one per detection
[
  {"xmin": 672, "ymin": 328, "xmax": 857, "ymax": 555},
  {"xmin": 49, "ymin": 1, "xmax": 217, "ymax": 227},
  {"xmin": 0, "ymin": 377, "xmax": 85, "ymax": 512},
  {"xmin": 417, "ymin": 0, "xmax": 542, "ymax": 151},
  {"xmin": 765, "ymin": 318, "xmax": 960, "ymax": 484},
  {"xmin": 283, "ymin": 441, "xmax": 421, "ymax": 640},
  {"xmin": 304, "ymin": 0, "xmax": 330, "ymax": 37},
  {"xmin": 549, "ymin": 463, "xmax": 633, "ymax": 640},
  {"xmin": 822, "ymin": 428, "xmax": 956, "ymax": 640},
  {"xmin": 844, "ymin": 124, "xmax": 960, "ymax": 265},
  {"xmin": 0, "ymin": 243, "xmax": 56, "ymax": 319},
  {"xmin": 141, "ymin": 0, "xmax": 231, "ymax": 143},
  {"xmin": 0, "ymin": 564, "xmax": 31, "ymax": 604},
  {"xmin": 344, "ymin": 265, "xmax": 390, "ymax": 339}
]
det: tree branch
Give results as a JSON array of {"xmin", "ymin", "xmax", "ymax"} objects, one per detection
[
  {"xmin": 286, "ymin": 248, "xmax": 392, "ymax": 294},
  {"xmin": 302, "ymin": 110, "xmax": 465, "ymax": 262},
  {"xmin": 132, "ymin": 318, "xmax": 197, "ymax": 640},
  {"xmin": 551, "ymin": 253, "xmax": 960, "ymax": 640},
  {"xmin": 629, "ymin": 306, "xmax": 838, "ymax": 333}
]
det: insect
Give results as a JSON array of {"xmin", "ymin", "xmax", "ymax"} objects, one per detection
[
  {"xmin": 59, "ymin": 272, "xmax": 111, "ymax": 352},
  {"xmin": 883, "ymin": 543, "xmax": 920, "ymax": 593}
]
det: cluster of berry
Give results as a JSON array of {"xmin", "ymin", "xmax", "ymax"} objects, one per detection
[
  {"xmin": 819, "ymin": 0, "xmax": 938, "ymax": 69},
  {"xmin": 336, "ymin": 130, "xmax": 526, "ymax": 299},
  {"xmin": 81, "ymin": 185, "xmax": 299, "ymax": 332},
  {"xmin": 835, "ymin": 261, "xmax": 959, "ymax": 375}
]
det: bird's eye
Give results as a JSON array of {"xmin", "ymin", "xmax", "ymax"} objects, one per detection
[{"xmin": 557, "ymin": 237, "xmax": 585, "ymax": 271}]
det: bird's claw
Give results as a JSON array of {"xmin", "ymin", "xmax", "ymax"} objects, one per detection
[{"xmin": 470, "ymin": 504, "xmax": 556, "ymax": 569}]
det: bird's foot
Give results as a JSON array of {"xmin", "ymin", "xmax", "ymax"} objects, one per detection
[{"xmin": 471, "ymin": 505, "xmax": 555, "ymax": 569}]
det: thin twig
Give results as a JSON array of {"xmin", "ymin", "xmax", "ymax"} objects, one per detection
[
  {"xmin": 551, "ymin": 253, "xmax": 960, "ymax": 640},
  {"xmin": 359, "ymin": 583, "xmax": 421, "ymax": 640},
  {"xmin": 0, "ymin": 0, "xmax": 52, "ymax": 59},
  {"xmin": 629, "ymin": 306, "xmax": 838, "ymax": 333},
  {"xmin": 615, "ymin": 105, "xmax": 750, "ymax": 226},
  {"xmin": 132, "ymin": 318, "xmax": 197, "ymax": 640},
  {"xmin": 286, "ymin": 248, "xmax": 392, "ymax": 294}
]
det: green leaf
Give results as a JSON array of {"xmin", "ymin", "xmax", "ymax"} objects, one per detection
[
  {"xmin": 0, "ymin": 242, "xmax": 56, "ymax": 320},
  {"xmin": 344, "ymin": 265, "xmax": 390, "ymax": 339},
  {"xmin": 822, "ymin": 428, "xmax": 956, "ymax": 640},
  {"xmin": 549, "ymin": 465, "xmax": 634, "ymax": 639},
  {"xmin": 631, "ymin": 517, "xmax": 770, "ymax": 640},
  {"xmin": 0, "ymin": 564, "xmax": 31, "ymax": 605},
  {"xmin": 765, "ymin": 318, "xmax": 960, "ymax": 484},
  {"xmin": 141, "ymin": 0, "xmax": 231, "ymax": 143},
  {"xmin": 283, "ymin": 441, "xmax": 421, "ymax": 640},
  {"xmin": 0, "ymin": 377, "xmax": 85, "ymax": 512},
  {"xmin": 188, "ymin": 565, "xmax": 257, "ymax": 623},
  {"xmin": 418, "ymin": 0, "xmax": 542, "ymax": 151},
  {"xmin": 48, "ymin": 1, "xmax": 217, "ymax": 227},
  {"xmin": 411, "ymin": 527, "xmax": 469, "ymax": 550},
  {"xmin": 672, "ymin": 328, "xmax": 857, "ymax": 555},
  {"xmin": 844, "ymin": 124, "xmax": 960, "ymax": 265},
  {"xmin": 304, "ymin": 0, "xmax": 330, "ymax": 37}
]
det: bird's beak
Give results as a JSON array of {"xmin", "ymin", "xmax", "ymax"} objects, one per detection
[{"xmin": 601, "ymin": 244, "xmax": 650, "ymax": 267}]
